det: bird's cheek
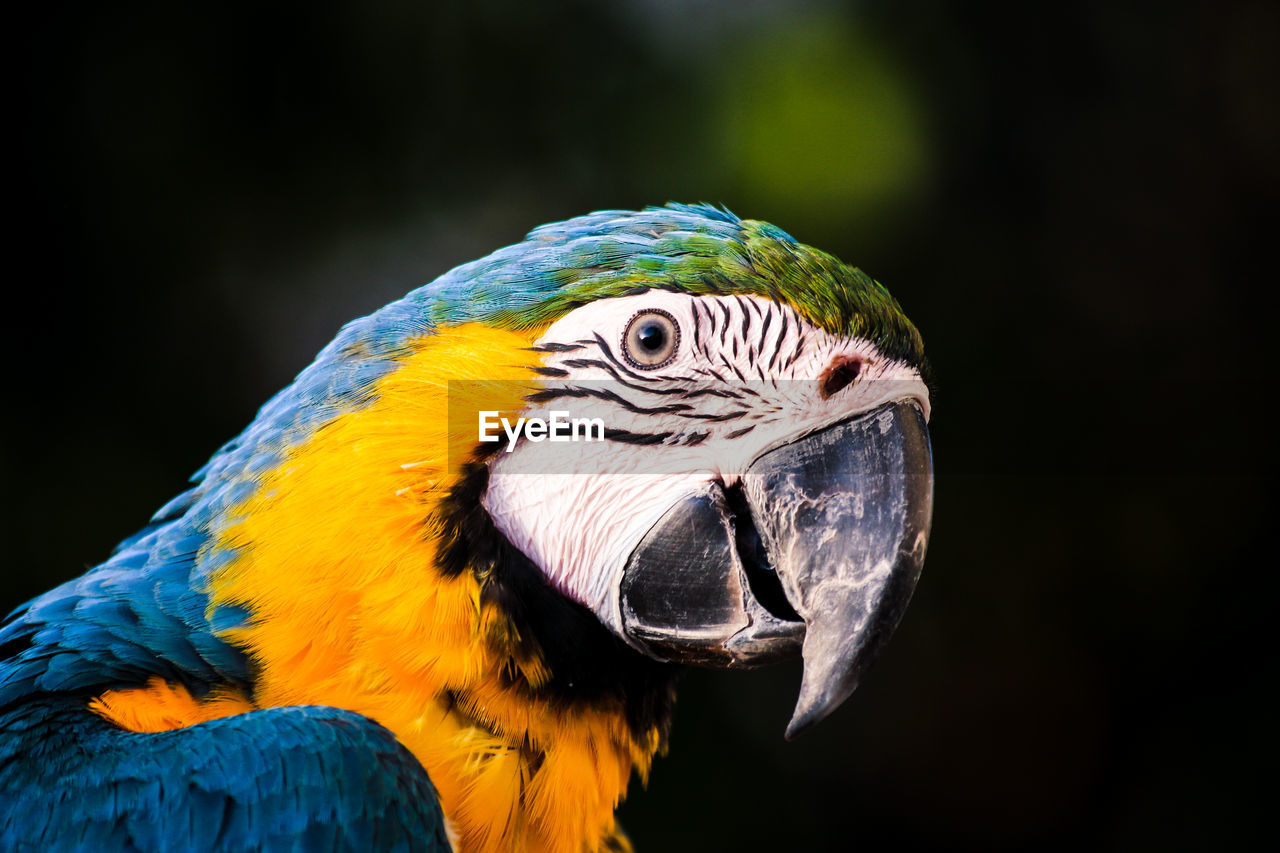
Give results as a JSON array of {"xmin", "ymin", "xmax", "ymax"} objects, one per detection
[{"xmin": 481, "ymin": 466, "xmax": 712, "ymax": 616}]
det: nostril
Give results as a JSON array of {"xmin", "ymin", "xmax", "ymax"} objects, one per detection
[{"xmin": 821, "ymin": 357, "xmax": 862, "ymax": 399}]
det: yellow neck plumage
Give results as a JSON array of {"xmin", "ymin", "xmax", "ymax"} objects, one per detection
[{"xmin": 97, "ymin": 324, "xmax": 661, "ymax": 853}]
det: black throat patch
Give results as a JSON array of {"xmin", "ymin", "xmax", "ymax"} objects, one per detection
[{"xmin": 432, "ymin": 456, "xmax": 678, "ymax": 744}]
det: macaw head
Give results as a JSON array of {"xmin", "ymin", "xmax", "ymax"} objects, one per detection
[
  {"xmin": 0, "ymin": 203, "xmax": 932, "ymax": 853},
  {"xmin": 422, "ymin": 204, "xmax": 933, "ymax": 738}
]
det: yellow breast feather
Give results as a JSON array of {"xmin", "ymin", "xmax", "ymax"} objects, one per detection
[{"xmin": 203, "ymin": 323, "xmax": 655, "ymax": 853}]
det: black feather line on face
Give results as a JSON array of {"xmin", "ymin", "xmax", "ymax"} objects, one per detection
[
  {"xmin": 432, "ymin": 459, "xmax": 677, "ymax": 743},
  {"xmin": 697, "ymin": 303, "xmax": 715, "ymax": 361},
  {"xmin": 782, "ymin": 331, "xmax": 805, "ymax": 370},
  {"xmin": 527, "ymin": 342, "xmax": 586, "ymax": 353},
  {"xmin": 679, "ymin": 387, "xmax": 743, "ymax": 401},
  {"xmin": 723, "ymin": 359, "xmax": 749, "ymax": 382},
  {"xmin": 554, "ymin": 358, "xmax": 687, "ymax": 396},
  {"xmin": 765, "ymin": 324, "xmax": 783, "ymax": 373},
  {"xmin": 524, "ymin": 385, "xmax": 692, "ymax": 416},
  {"xmin": 735, "ymin": 296, "xmax": 752, "ymax": 339},
  {"xmin": 672, "ymin": 409, "xmax": 748, "ymax": 423},
  {"xmin": 601, "ymin": 428, "xmax": 673, "ymax": 445}
]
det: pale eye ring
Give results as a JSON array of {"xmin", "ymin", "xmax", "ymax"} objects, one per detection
[{"xmin": 622, "ymin": 309, "xmax": 680, "ymax": 369}]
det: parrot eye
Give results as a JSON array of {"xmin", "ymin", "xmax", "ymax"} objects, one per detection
[{"xmin": 622, "ymin": 309, "xmax": 680, "ymax": 369}]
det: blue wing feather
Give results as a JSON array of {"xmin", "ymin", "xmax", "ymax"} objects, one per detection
[{"xmin": 0, "ymin": 700, "xmax": 451, "ymax": 852}]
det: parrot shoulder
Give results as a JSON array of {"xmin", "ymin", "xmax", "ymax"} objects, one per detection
[{"xmin": 0, "ymin": 697, "xmax": 453, "ymax": 851}]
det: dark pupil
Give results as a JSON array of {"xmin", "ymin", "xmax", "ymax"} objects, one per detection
[{"xmin": 637, "ymin": 322, "xmax": 666, "ymax": 351}]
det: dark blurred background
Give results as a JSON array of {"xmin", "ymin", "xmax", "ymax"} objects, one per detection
[{"xmin": 6, "ymin": 0, "xmax": 1275, "ymax": 849}]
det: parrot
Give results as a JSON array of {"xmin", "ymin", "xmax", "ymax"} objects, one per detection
[{"xmin": 0, "ymin": 203, "xmax": 933, "ymax": 852}]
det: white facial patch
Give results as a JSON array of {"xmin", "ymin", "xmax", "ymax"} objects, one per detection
[{"xmin": 480, "ymin": 292, "xmax": 929, "ymax": 639}]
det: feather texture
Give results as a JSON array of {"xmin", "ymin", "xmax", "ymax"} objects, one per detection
[
  {"xmin": 0, "ymin": 204, "xmax": 923, "ymax": 852},
  {"xmin": 0, "ymin": 699, "xmax": 450, "ymax": 851}
]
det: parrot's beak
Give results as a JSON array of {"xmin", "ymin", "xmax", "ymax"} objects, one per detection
[{"xmin": 619, "ymin": 400, "xmax": 933, "ymax": 738}]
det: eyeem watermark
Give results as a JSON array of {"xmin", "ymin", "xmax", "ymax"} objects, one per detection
[
  {"xmin": 452, "ymin": 378, "xmax": 928, "ymax": 473},
  {"xmin": 479, "ymin": 410, "xmax": 606, "ymax": 453}
]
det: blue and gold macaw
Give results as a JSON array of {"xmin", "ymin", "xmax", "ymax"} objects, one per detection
[{"xmin": 0, "ymin": 204, "xmax": 933, "ymax": 852}]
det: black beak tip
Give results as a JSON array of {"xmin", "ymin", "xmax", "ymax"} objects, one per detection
[{"xmin": 784, "ymin": 688, "xmax": 852, "ymax": 740}]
